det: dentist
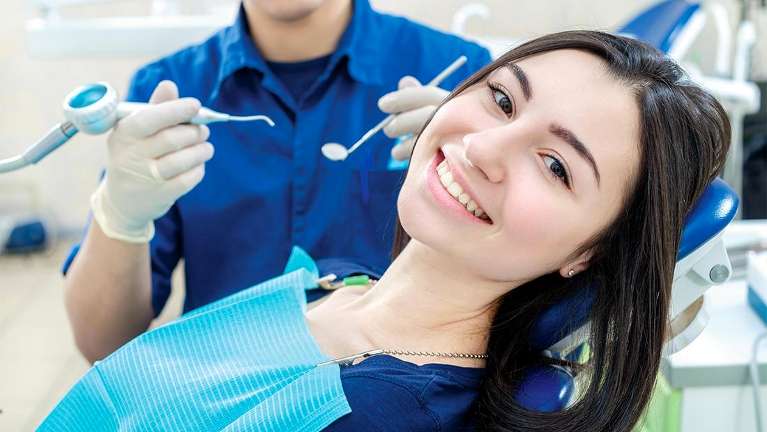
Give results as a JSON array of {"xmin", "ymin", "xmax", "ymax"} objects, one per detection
[{"xmin": 62, "ymin": 0, "xmax": 491, "ymax": 363}]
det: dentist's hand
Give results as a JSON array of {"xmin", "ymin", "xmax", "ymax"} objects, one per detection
[
  {"xmin": 378, "ymin": 76, "xmax": 449, "ymax": 161},
  {"xmin": 91, "ymin": 81, "xmax": 214, "ymax": 243}
]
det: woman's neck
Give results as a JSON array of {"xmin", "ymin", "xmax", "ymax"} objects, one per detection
[{"xmin": 309, "ymin": 241, "xmax": 522, "ymax": 366}]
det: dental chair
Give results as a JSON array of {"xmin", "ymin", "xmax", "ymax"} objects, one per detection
[{"xmin": 617, "ymin": 0, "xmax": 702, "ymax": 57}]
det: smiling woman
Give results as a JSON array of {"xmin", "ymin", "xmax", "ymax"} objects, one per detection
[{"xmin": 393, "ymin": 30, "xmax": 730, "ymax": 431}]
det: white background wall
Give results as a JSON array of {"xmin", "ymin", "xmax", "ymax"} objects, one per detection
[{"xmin": 1, "ymin": 0, "xmax": 765, "ymax": 235}]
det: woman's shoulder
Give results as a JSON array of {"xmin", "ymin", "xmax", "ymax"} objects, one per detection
[{"xmin": 324, "ymin": 355, "xmax": 483, "ymax": 431}]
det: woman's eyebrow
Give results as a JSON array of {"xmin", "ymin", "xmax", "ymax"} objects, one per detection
[
  {"xmin": 549, "ymin": 124, "xmax": 602, "ymax": 186},
  {"xmin": 505, "ymin": 61, "xmax": 601, "ymax": 187},
  {"xmin": 505, "ymin": 62, "xmax": 531, "ymax": 100}
]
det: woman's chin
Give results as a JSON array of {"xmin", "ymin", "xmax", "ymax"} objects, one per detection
[{"xmin": 398, "ymin": 198, "xmax": 462, "ymax": 254}]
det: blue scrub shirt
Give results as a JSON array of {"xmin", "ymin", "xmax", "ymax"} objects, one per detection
[{"xmin": 64, "ymin": 0, "xmax": 492, "ymax": 315}]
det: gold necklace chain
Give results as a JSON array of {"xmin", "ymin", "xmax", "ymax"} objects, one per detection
[
  {"xmin": 316, "ymin": 348, "xmax": 488, "ymax": 367},
  {"xmin": 382, "ymin": 349, "xmax": 488, "ymax": 360},
  {"xmin": 313, "ymin": 277, "xmax": 488, "ymax": 367}
]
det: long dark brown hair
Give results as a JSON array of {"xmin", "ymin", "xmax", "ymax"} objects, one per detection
[{"xmin": 391, "ymin": 31, "xmax": 730, "ymax": 431}]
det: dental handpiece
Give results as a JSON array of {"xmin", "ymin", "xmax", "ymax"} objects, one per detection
[
  {"xmin": 64, "ymin": 83, "xmax": 275, "ymax": 134},
  {"xmin": 0, "ymin": 82, "xmax": 275, "ymax": 174}
]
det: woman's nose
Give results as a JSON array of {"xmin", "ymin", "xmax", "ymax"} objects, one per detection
[{"xmin": 462, "ymin": 132, "xmax": 506, "ymax": 183}]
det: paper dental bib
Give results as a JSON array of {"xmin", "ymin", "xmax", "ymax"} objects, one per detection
[{"xmin": 38, "ymin": 269, "xmax": 350, "ymax": 432}]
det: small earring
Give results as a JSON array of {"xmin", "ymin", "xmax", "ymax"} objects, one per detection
[{"xmin": 567, "ymin": 269, "xmax": 576, "ymax": 277}]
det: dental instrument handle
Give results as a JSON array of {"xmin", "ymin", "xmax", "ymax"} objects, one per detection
[
  {"xmin": 116, "ymin": 102, "xmax": 275, "ymax": 126},
  {"xmin": 342, "ymin": 55, "xmax": 468, "ymax": 157},
  {"xmin": 343, "ymin": 114, "xmax": 396, "ymax": 156},
  {"xmin": 423, "ymin": 55, "xmax": 468, "ymax": 88},
  {"xmin": 0, "ymin": 122, "xmax": 78, "ymax": 173}
]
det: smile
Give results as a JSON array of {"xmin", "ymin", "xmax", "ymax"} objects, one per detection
[
  {"xmin": 427, "ymin": 150, "xmax": 492, "ymax": 224},
  {"xmin": 437, "ymin": 159, "xmax": 491, "ymax": 220}
]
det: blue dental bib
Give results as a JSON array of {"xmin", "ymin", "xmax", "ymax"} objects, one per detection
[{"xmin": 38, "ymin": 268, "xmax": 350, "ymax": 431}]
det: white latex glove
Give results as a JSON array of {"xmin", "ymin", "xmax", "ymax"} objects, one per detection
[
  {"xmin": 377, "ymin": 76, "xmax": 449, "ymax": 161},
  {"xmin": 91, "ymin": 81, "xmax": 214, "ymax": 243}
]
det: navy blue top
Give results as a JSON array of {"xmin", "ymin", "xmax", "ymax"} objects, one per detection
[
  {"xmin": 333, "ymin": 355, "xmax": 483, "ymax": 431},
  {"xmin": 63, "ymin": 0, "xmax": 492, "ymax": 316},
  {"xmin": 304, "ymin": 263, "xmax": 484, "ymax": 430},
  {"xmin": 266, "ymin": 55, "xmax": 332, "ymax": 103}
]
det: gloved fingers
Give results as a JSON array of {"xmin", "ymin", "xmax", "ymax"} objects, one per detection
[
  {"xmin": 149, "ymin": 80, "xmax": 179, "ymax": 105},
  {"xmin": 391, "ymin": 136, "xmax": 416, "ymax": 161},
  {"xmin": 112, "ymin": 162, "xmax": 162, "ymax": 185},
  {"xmin": 378, "ymin": 86, "xmax": 448, "ymax": 114},
  {"xmin": 118, "ymin": 98, "xmax": 202, "ymax": 139},
  {"xmin": 383, "ymin": 105, "xmax": 436, "ymax": 138},
  {"xmin": 166, "ymin": 162, "xmax": 207, "ymax": 197},
  {"xmin": 142, "ymin": 124, "xmax": 210, "ymax": 158},
  {"xmin": 398, "ymin": 75, "xmax": 422, "ymax": 89},
  {"xmin": 152, "ymin": 142, "xmax": 214, "ymax": 181},
  {"xmin": 115, "ymin": 79, "xmax": 182, "ymax": 139}
]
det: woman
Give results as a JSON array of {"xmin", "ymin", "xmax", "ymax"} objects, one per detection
[
  {"xmin": 310, "ymin": 30, "xmax": 728, "ymax": 431},
  {"xmin": 44, "ymin": 31, "xmax": 729, "ymax": 431}
]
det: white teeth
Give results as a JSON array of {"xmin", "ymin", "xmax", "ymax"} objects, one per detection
[
  {"xmin": 436, "ymin": 157, "xmax": 489, "ymax": 222},
  {"xmin": 440, "ymin": 171, "xmax": 453, "ymax": 185},
  {"xmin": 447, "ymin": 182, "xmax": 462, "ymax": 198}
]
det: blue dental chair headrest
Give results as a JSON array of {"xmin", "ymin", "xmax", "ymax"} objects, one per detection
[
  {"xmin": 678, "ymin": 178, "xmax": 739, "ymax": 260},
  {"xmin": 518, "ymin": 178, "xmax": 738, "ymax": 411},
  {"xmin": 527, "ymin": 178, "xmax": 739, "ymax": 353}
]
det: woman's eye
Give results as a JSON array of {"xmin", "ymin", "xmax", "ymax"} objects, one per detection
[
  {"xmin": 542, "ymin": 155, "xmax": 571, "ymax": 187},
  {"xmin": 488, "ymin": 83, "xmax": 514, "ymax": 116}
]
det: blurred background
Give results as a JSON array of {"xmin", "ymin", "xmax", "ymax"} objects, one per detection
[{"xmin": 0, "ymin": 0, "xmax": 766, "ymax": 430}]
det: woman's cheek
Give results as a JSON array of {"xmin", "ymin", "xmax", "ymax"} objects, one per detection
[{"xmin": 500, "ymin": 183, "xmax": 569, "ymax": 257}]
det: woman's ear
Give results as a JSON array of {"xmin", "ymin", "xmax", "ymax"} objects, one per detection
[{"xmin": 559, "ymin": 250, "xmax": 593, "ymax": 278}]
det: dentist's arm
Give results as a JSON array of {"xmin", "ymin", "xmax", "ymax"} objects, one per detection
[{"xmin": 64, "ymin": 81, "xmax": 214, "ymax": 363}]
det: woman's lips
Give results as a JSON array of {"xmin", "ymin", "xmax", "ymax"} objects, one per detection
[{"xmin": 426, "ymin": 150, "xmax": 491, "ymax": 225}]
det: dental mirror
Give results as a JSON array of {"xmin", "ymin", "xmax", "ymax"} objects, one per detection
[{"xmin": 321, "ymin": 55, "xmax": 467, "ymax": 162}]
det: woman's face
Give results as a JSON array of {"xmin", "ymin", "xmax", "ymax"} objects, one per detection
[{"xmin": 398, "ymin": 49, "xmax": 641, "ymax": 283}]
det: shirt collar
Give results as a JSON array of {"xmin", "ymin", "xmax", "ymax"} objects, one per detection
[
  {"xmin": 329, "ymin": 0, "xmax": 385, "ymax": 86},
  {"xmin": 215, "ymin": 0, "xmax": 385, "ymax": 91},
  {"xmin": 216, "ymin": 5, "xmax": 270, "ymax": 85}
]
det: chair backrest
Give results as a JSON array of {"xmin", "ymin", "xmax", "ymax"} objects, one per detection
[{"xmin": 617, "ymin": 0, "xmax": 701, "ymax": 53}]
